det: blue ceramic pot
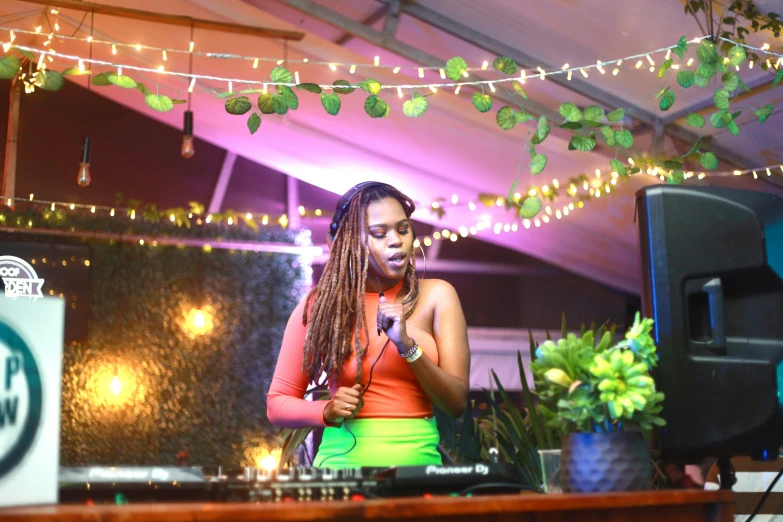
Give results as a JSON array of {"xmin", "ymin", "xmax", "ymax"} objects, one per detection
[{"xmin": 560, "ymin": 431, "xmax": 652, "ymax": 493}]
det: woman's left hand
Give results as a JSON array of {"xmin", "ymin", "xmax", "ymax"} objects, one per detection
[{"xmin": 378, "ymin": 293, "xmax": 413, "ymax": 352}]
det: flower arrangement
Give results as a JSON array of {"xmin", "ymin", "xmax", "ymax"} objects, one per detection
[{"xmin": 531, "ymin": 313, "xmax": 666, "ymax": 433}]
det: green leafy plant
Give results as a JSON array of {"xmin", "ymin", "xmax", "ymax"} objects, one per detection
[{"xmin": 531, "ymin": 313, "xmax": 665, "ymax": 433}]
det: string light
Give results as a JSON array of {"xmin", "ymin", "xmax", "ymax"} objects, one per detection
[
  {"xmin": 253, "ymin": 58, "xmax": 258, "ymax": 68},
  {"xmin": 393, "ymin": 66, "xmax": 400, "ymax": 74},
  {"xmin": 418, "ymin": 67, "xmax": 424, "ymax": 78},
  {"xmin": 350, "ymin": 64, "xmax": 356, "ymax": 74},
  {"xmin": 397, "ymin": 86, "xmax": 403, "ymax": 98},
  {"xmin": 439, "ymin": 68, "xmax": 446, "ymax": 79},
  {"xmin": 374, "ymin": 55, "xmax": 380, "ymax": 66},
  {"xmin": 488, "ymin": 82, "xmax": 496, "ymax": 92},
  {"xmin": 536, "ymin": 66, "xmax": 546, "ymax": 80},
  {"xmin": 329, "ymin": 63, "xmax": 336, "ymax": 71},
  {"xmin": 481, "ymin": 60, "xmax": 489, "ymax": 70}
]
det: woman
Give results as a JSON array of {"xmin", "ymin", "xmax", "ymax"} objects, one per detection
[{"xmin": 267, "ymin": 181, "xmax": 470, "ymax": 469}]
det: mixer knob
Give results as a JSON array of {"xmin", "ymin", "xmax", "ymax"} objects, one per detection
[{"xmin": 322, "ymin": 468, "xmax": 335, "ymax": 481}]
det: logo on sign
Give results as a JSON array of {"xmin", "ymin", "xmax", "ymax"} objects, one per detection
[
  {"xmin": 0, "ymin": 321, "xmax": 42, "ymax": 479},
  {"xmin": 0, "ymin": 256, "xmax": 44, "ymax": 301}
]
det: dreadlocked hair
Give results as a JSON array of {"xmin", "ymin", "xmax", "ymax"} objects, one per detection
[{"xmin": 301, "ymin": 185, "xmax": 419, "ymax": 385}]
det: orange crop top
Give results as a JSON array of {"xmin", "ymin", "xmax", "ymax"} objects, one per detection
[{"xmin": 266, "ymin": 281, "xmax": 438, "ymax": 428}]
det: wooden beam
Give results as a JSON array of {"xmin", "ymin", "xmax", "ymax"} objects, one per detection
[
  {"xmin": 381, "ymin": 0, "xmax": 402, "ymax": 44},
  {"xmin": 2, "ymin": 78, "xmax": 21, "ymax": 202},
  {"xmin": 0, "ymin": 225, "xmax": 324, "ymax": 255},
  {"xmin": 286, "ymin": 175, "xmax": 300, "ymax": 229},
  {"xmin": 335, "ymin": 6, "xmax": 388, "ymax": 46},
  {"xmin": 20, "ymin": 0, "xmax": 305, "ymax": 40},
  {"xmin": 208, "ymin": 152, "xmax": 237, "ymax": 214}
]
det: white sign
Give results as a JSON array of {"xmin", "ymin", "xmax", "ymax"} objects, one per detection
[
  {"xmin": 0, "ymin": 256, "xmax": 45, "ymax": 300},
  {"xmin": 0, "ymin": 296, "xmax": 64, "ymax": 508}
]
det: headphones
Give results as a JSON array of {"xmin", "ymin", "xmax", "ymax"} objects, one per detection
[{"xmin": 328, "ymin": 181, "xmax": 417, "ymax": 242}]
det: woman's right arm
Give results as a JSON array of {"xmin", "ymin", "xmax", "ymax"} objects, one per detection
[{"xmin": 266, "ymin": 297, "xmax": 330, "ymax": 429}]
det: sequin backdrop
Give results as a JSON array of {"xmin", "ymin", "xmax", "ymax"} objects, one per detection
[{"xmin": 52, "ymin": 228, "xmax": 312, "ymax": 469}]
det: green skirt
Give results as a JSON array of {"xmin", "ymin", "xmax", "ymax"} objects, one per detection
[{"xmin": 313, "ymin": 417, "xmax": 442, "ymax": 469}]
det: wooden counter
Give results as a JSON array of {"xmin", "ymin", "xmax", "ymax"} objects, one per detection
[{"xmin": 0, "ymin": 490, "xmax": 733, "ymax": 522}]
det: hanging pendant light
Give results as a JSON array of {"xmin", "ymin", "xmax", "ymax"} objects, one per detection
[
  {"xmin": 181, "ymin": 110, "xmax": 195, "ymax": 159},
  {"xmin": 77, "ymin": 136, "xmax": 91, "ymax": 187}
]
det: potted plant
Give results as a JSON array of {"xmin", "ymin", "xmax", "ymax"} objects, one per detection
[{"xmin": 531, "ymin": 313, "xmax": 666, "ymax": 493}]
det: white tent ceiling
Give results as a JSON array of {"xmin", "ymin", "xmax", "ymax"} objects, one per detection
[{"xmin": 2, "ymin": 0, "xmax": 782, "ymax": 294}]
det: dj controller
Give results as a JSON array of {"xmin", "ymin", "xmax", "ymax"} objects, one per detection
[{"xmin": 59, "ymin": 463, "xmax": 529, "ymax": 504}]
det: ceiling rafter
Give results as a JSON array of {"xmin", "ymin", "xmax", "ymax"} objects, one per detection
[{"xmin": 385, "ymin": 0, "xmax": 758, "ymax": 169}]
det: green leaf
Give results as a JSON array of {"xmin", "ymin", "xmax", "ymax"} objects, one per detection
[
  {"xmin": 559, "ymin": 102, "xmax": 582, "ymax": 122},
  {"xmin": 675, "ymin": 36, "xmax": 688, "ymax": 60},
  {"xmin": 239, "ymin": 88, "xmax": 262, "ymax": 94},
  {"xmin": 697, "ymin": 40, "xmax": 718, "ymax": 62},
  {"xmin": 247, "ymin": 112, "xmax": 261, "ymax": 134},
  {"xmin": 615, "ymin": 129, "xmax": 634, "ymax": 149},
  {"xmin": 530, "ymin": 154, "xmax": 548, "ymax": 175},
  {"xmin": 710, "ymin": 110, "xmax": 732, "ymax": 128},
  {"xmin": 773, "ymin": 69, "xmax": 783, "ymax": 88},
  {"xmin": 514, "ymin": 111, "xmax": 534, "ymax": 123},
  {"xmin": 697, "ymin": 63, "xmax": 717, "ymax": 79},
  {"xmin": 136, "ymin": 83, "xmax": 151, "ymax": 96},
  {"xmin": 277, "ymin": 85, "xmax": 299, "ymax": 109},
  {"xmin": 713, "ymin": 89, "xmax": 730, "ymax": 110},
  {"xmin": 755, "ymin": 104, "xmax": 773, "ymax": 123},
  {"xmin": 722, "ymin": 72, "xmax": 740, "ymax": 92},
  {"xmin": 700, "ymin": 151, "xmax": 718, "ymax": 170},
  {"xmin": 519, "ymin": 196, "xmax": 542, "ymax": 218},
  {"xmin": 677, "ymin": 70, "xmax": 695, "ymax": 88},
  {"xmin": 445, "ymin": 57, "xmax": 468, "ymax": 81},
  {"xmin": 91, "ymin": 72, "xmax": 114, "ymax": 86},
  {"xmin": 569, "ymin": 134, "xmax": 596, "ymax": 152},
  {"xmin": 34, "ymin": 70, "xmax": 64, "ymax": 91},
  {"xmin": 270, "ymin": 66, "xmax": 293, "ymax": 83},
  {"xmin": 402, "ymin": 93, "xmax": 428, "ymax": 117},
  {"xmin": 105, "ymin": 74, "xmax": 135, "ymax": 88},
  {"xmin": 601, "ymin": 126, "xmax": 615, "ymax": 146},
  {"xmin": 583, "ymin": 105, "xmax": 605, "ymax": 122},
  {"xmin": 61, "ymin": 67, "xmax": 91, "ymax": 76},
  {"xmin": 225, "ymin": 96, "xmax": 252, "ymax": 115},
  {"xmin": 610, "ymin": 159, "xmax": 626, "ymax": 176},
  {"xmin": 493, "ymin": 56, "xmax": 518, "ymax": 75},
  {"xmin": 658, "ymin": 58, "xmax": 673, "ymax": 78},
  {"xmin": 507, "ymin": 179, "xmax": 519, "ymax": 209},
  {"xmin": 728, "ymin": 45, "xmax": 746, "ymax": 66},
  {"xmin": 496, "ymin": 106, "xmax": 516, "ymax": 130},
  {"xmin": 727, "ymin": 120, "xmax": 740, "ymax": 135},
  {"xmin": 272, "ymin": 95, "xmax": 289, "ymax": 114},
  {"xmin": 581, "ymin": 120, "xmax": 601, "ymax": 128},
  {"xmin": 559, "ymin": 121, "xmax": 583, "ymax": 130},
  {"xmin": 472, "ymin": 92, "xmax": 492, "ymax": 113},
  {"xmin": 145, "ymin": 94, "xmax": 174, "ymax": 112},
  {"xmin": 296, "ymin": 82, "xmax": 322, "ymax": 94},
  {"xmin": 216, "ymin": 91, "xmax": 236, "ymax": 98},
  {"xmin": 358, "ymin": 78, "xmax": 381, "ymax": 95},
  {"xmin": 739, "ymin": 78, "xmax": 750, "ymax": 93},
  {"xmin": 536, "ymin": 116, "xmax": 550, "ymax": 143},
  {"xmin": 332, "ymin": 79, "xmax": 355, "ymax": 95},
  {"xmin": 513, "ymin": 82, "xmax": 528, "ymax": 98},
  {"xmin": 258, "ymin": 93, "xmax": 275, "ymax": 114},
  {"xmin": 694, "ymin": 74, "xmax": 710, "ymax": 87},
  {"xmin": 660, "ymin": 90, "xmax": 676, "ymax": 111},
  {"xmin": 667, "ymin": 170, "xmax": 685, "ymax": 185},
  {"xmin": 320, "ymin": 92, "xmax": 341, "ymax": 115},
  {"xmin": 364, "ymin": 95, "xmax": 389, "ymax": 118},
  {"xmin": 12, "ymin": 47, "xmax": 35, "ymax": 61},
  {"xmin": 663, "ymin": 160, "xmax": 683, "ymax": 169},
  {"xmin": 607, "ymin": 108, "xmax": 625, "ymax": 123},
  {"xmin": 171, "ymin": 99, "xmax": 186, "ymax": 104}
]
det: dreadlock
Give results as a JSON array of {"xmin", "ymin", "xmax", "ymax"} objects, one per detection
[{"xmin": 301, "ymin": 185, "xmax": 419, "ymax": 384}]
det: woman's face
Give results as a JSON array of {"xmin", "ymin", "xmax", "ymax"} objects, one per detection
[{"xmin": 364, "ymin": 197, "xmax": 414, "ymax": 280}]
